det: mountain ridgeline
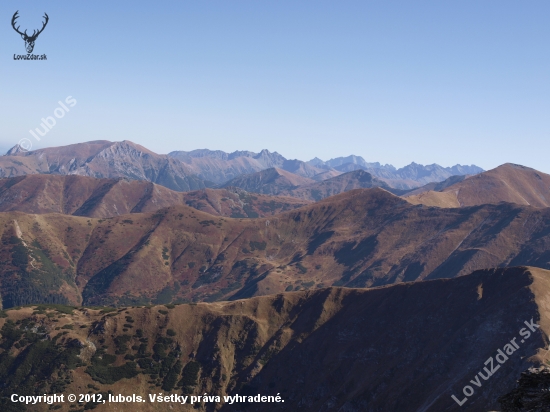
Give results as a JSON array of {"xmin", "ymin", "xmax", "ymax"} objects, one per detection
[
  {"xmin": 0, "ymin": 174, "xmax": 310, "ymax": 219},
  {"xmin": 2, "ymin": 140, "xmax": 482, "ymax": 193},
  {"xmin": 2, "ymin": 140, "xmax": 550, "ymax": 411},
  {"xmin": 0, "ymin": 267, "xmax": 548, "ymax": 412},
  {"xmin": 1, "ymin": 140, "xmax": 210, "ymax": 192},
  {"xmin": 2, "ymin": 187, "xmax": 550, "ymax": 308},
  {"xmin": 405, "ymin": 163, "xmax": 550, "ymax": 208}
]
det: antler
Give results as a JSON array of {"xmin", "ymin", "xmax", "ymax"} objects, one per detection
[
  {"xmin": 11, "ymin": 11, "xmax": 27, "ymax": 37},
  {"xmin": 31, "ymin": 13, "xmax": 49, "ymax": 38}
]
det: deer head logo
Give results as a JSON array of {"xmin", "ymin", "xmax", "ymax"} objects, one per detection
[{"xmin": 11, "ymin": 11, "xmax": 49, "ymax": 54}]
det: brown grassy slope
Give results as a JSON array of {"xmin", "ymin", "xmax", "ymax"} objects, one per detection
[
  {"xmin": 0, "ymin": 175, "xmax": 183, "ymax": 217},
  {"xmin": 0, "ymin": 175, "xmax": 310, "ymax": 219},
  {"xmin": 3, "ymin": 188, "xmax": 550, "ymax": 307},
  {"xmin": 181, "ymin": 187, "xmax": 311, "ymax": 218},
  {"xmin": 0, "ymin": 266, "xmax": 548, "ymax": 412},
  {"xmin": 405, "ymin": 163, "xmax": 550, "ymax": 208},
  {"xmin": 403, "ymin": 174, "xmax": 469, "ymax": 196}
]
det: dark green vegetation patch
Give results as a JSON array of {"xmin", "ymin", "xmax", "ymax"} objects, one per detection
[
  {"xmin": 85, "ymin": 350, "xmax": 139, "ymax": 384},
  {"xmin": 1, "ymin": 236, "xmax": 74, "ymax": 309},
  {"xmin": 0, "ymin": 319, "xmax": 83, "ymax": 411}
]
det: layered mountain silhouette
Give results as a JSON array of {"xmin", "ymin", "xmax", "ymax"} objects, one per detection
[
  {"xmin": 2, "ymin": 160, "xmax": 544, "ymax": 218},
  {"xmin": 220, "ymin": 167, "xmax": 316, "ymax": 196},
  {"xmin": 3, "ymin": 187, "xmax": 550, "ymax": 307},
  {"xmin": 2, "ymin": 141, "xmax": 483, "ymax": 198},
  {"xmin": 0, "ymin": 266, "xmax": 548, "ymax": 412},
  {"xmin": 0, "ymin": 174, "xmax": 309, "ymax": 218},
  {"xmin": 168, "ymin": 148, "xmax": 330, "ymax": 183},
  {"xmin": 1, "ymin": 140, "xmax": 210, "ymax": 191},
  {"xmin": 222, "ymin": 168, "xmax": 402, "ymax": 200},
  {"xmin": 170, "ymin": 147, "xmax": 482, "ymax": 189},
  {"xmin": 3, "ymin": 139, "xmax": 550, "ymax": 411},
  {"xmin": 310, "ymin": 155, "xmax": 483, "ymax": 189},
  {"xmin": 405, "ymin": 163, "xmax": 550, "ymax": 208}
]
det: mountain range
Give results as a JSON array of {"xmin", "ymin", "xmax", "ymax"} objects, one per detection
[
  {"xmin": 3, "ymin": 139, "xmax": 550, "ymax": 411},
  {"xmin": 0, "ymin": 174, "xmax": 309, "ymax": 219},
  {"xmin": 3, "ymin": 186, "xmax": 550, "ymax": 308},
  {"xmin": 308, "ymin": 154, "xmax": 483, "ymax": 188},
  {"xmin": 2, "ymin": 140, "xmax": 482, "ymax": 192},
  {"xmin": 2, "ymin": 161, "xmax": 548, "ymax": 218},
  {"xmin": 168, "ymin": 148, "xmax": 338, "ymax": 183},
  {"xmin": 2, "ymin": 140, "xmax": 209, "ymax": 192},
  {"xmin": 405, "ymin": 163, "xmax": 550, "ymax": 208},
  {"xmin": 171, "ymin": 148, "xmax": 483, "ymax": 189},
  {"xmin": 221, "ymin": 168, "xmax": 404, "ymax": 200},
  {"xmin": 0, "ymin": 266, "xmax": 548, "ymax": 412}
]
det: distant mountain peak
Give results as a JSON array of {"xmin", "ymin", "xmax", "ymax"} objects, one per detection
[
  {"xmin": 307, "ymin": 157, "xmax": 325, "ymax": 166},
  {"xmin": 0, "ymin": 140, "xmax": 209, "ymax": 192},
  {"xmin": 5, "ymin": 144, "xmax": 26, "ymax": 156},
  {"xmin": 1, "ymin": 140, "xmax": 485, "ymax": 192},
  {"xmin": 405, "ymin": 162, "xmax": 550, "ymax": 208}
]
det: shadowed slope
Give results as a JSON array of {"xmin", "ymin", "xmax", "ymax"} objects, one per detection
[{"xmin": 0, "ymin": 267, "xmax": 549, "ymax": 411}]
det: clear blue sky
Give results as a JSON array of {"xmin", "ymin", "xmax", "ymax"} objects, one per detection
[{"xmin": 1, "ymin": 1, "xmax": 549, "ymax": 171}]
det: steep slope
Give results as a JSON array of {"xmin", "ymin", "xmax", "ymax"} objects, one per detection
[
  {"xmin": 0, "ymin": 267, "xmax": 549, "ymax": 412},
  {"xmin": 0, "ymin": 175, "xmax": 309, "ymax": 219},
  {"xmin": 498, "ymin": 367, "xmax": 550, "ymax": 411},
  {"xmin": 168, "ymin": 150, "xmax": 269, "ymax": 184},
  {"xmin": 0, "ymin": 175, "xmax": 184, "ymax": 217},
  {"xmin": 322, "ymin": 154, "xmax": 384, "ymax": 169},
  {"xmin": 220, "ymin": 168, "xmax": 315, "ymax": 195},
  {"xmin": 4, "ymin": 188, "xmax": 550, "ymax": 306},
  {"xmin": 405, "ymin": 164, "xmax": 550, "ymax": 208},
  {"xmin": 1, "ymin": 141, "xmax": 209, "ymax": 192},
  {"xmin": 404, "ymin": 174, "xmax": 468, "ymax": 196}
]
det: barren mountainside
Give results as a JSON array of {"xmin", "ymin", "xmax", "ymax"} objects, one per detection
[
  {"xmin": 0, "ymin": 175, "xmax": 309, "ymax": 219},
  {"xmin": 405, "ymin": 164, "xmax": 550, "ymax": 208},
  {"xmin": 0, "ymin": 141, "xmax": 549, "ymax": 411},
  {"xmin": 1, "ymin": 141, "xmax": 209, "ymax": 192},
  {"xmin": 3, "ymin": 188, "xmax": 550, "ymax": 307},
  {"xmin": 276, "ymin": 169, "xmax": 401, "ymax": 200}
]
